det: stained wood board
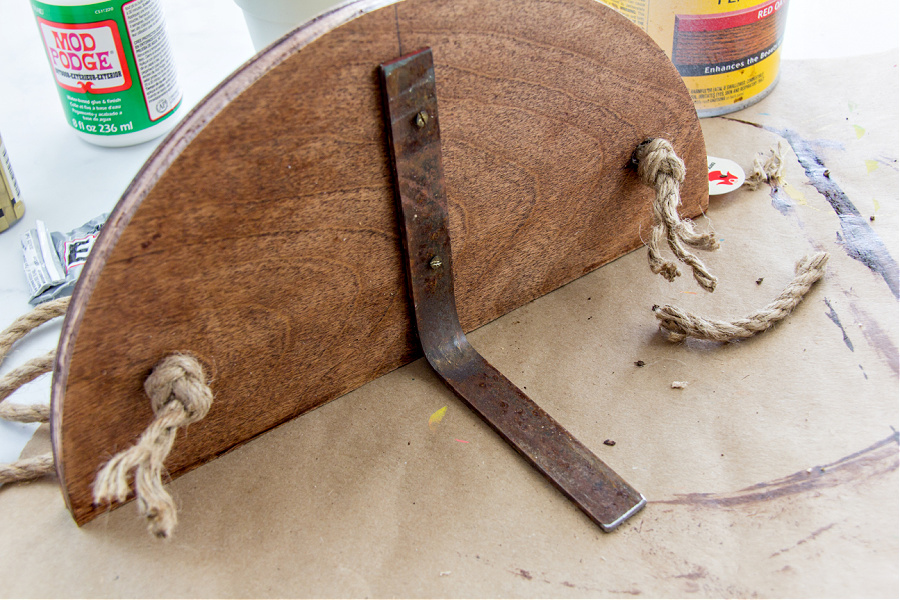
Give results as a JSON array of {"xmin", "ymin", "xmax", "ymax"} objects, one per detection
[
  {"xmin": 1, "ymin": 47, "xmax": 896, "ymax": 599},
  {"xmin": 51, "ymin": 0, "xmax": 707, "ymax": 524}
]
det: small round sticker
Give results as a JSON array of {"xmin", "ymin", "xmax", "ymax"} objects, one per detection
[{"xmin": 707, "ymin": 156, "xmax": 745, "ymax": 195}]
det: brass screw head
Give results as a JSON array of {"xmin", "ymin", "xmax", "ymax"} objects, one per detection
[{"xmin": 415, "ymin": 111, "xmax": 429, "ymax": 128}]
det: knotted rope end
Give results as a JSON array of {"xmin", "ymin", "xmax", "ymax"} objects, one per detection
[
  {"xmin": 634, "ymin": 138, "xmax": 718, "ymax": 292},
  {"xmin": 632, "ymin": 138, "xmax": 686, "ymax": 187},
  {"xmin": 91, "ymin": 353, "xmax": 212, "ymax": 539}
]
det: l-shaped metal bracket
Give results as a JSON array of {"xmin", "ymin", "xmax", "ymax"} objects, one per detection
[{"xmin": 379, "ymin": 48, "xmax": 645, "ymax": 531}]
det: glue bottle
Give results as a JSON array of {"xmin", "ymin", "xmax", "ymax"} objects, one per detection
[{"xmin": 30, "ymin": 0, "xmax": 182, "ymax": 147}]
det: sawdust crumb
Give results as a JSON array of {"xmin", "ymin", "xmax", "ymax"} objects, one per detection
[{"xmin": 671, "ymin": 381, "xmax": 688, "ymax": 389}]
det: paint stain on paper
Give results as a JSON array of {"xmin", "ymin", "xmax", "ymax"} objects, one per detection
[
  {"xmin": 769, "ymin": 523, "xmax": 837, "ymax": 558},
  {"xmin": 771, "ymin": 187, "xmax": 794, "ymax": 215},
  {"xmin": 783, "ymin": 183, "xmax": 808, "ymax": 206},
  {"xmin": 845, "ymin": 298, "xmax": 899, "ymax": 376},
  {"xmin": 724, "ymin": 118, "xmax": 899, "ymax": 298},
  {"xmin": 865, "ymin": 160, "xmax": 879, "ymax": 174},
  {"xmin": 823, "ymin": 298, "xmax": 855, "ymax": 352},
  {"xmin": 654, "ymin": 430, "xmax": 899, "ymax": 508},
  {"xmin": 873, "ymin": 198, "xmax": 880, "ymax": 213},
  {"xmin": 853, "ymin": 125, "xmax": 866, "ymax": 139},
  {"xmin": 429, "ymin": 405, "xmax": 448, "ymax": 429}
]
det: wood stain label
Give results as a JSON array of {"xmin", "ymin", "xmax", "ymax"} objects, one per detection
[
  {"xmin": 31, "ymin": 0, "xmax": 181, "ymax": 138},
  {"xmin": 0, "ymin": 134, "xmax": 25, "ymax": 233},
  {"xmin": 600, "ymin": 0, "xmax": 789, "ymax": 116}
]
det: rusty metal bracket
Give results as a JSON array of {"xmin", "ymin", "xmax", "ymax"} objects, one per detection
[{"xmin": 379, "ymin": 48, "xmax": 645, "ymax": 532}]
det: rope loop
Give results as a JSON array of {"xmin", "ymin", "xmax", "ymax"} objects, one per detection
[
  {"xmin": 0, "ymin": 299, "xmax": 68, "ymax": 485},
  {"xmin": 635, "ymin": 139, "xmax": 829, "ymax": 342}
]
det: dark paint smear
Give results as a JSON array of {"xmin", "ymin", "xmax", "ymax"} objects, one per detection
[
  {"xmin": 846, "ymin": 298, "xmax": 900, "ymax": 376},
  {"xmin": 512, "ymin": 569, "xmax": 533, "ymax": 581},
  {"xmin": 823, "ymin": 297, "xmax": 855, "ymax": 351},
  {"xmin": 770, "ymin": 187, "xmax": 794, "ymax": 215},
  {"xmin": 725, "ymin": 118, "xmax": 900, "ymax": 299},
  {"xmin": 653, "ymin": 431, "xmax": 899, "ymax": 508},
  {"xmin": 674, "ymin": 567, "xmax": 708, "ymax": 580},
  {"xmin": 769, "ymin": 523, "xmax": 837, "ymax": 558}
]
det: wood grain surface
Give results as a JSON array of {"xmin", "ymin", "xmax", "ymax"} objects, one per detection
[{"xmin": 51, "ymin": 0, "xmax": 707, "ymax": 525}]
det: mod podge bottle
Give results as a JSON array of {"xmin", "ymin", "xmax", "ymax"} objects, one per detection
[{"xmin": 30, "ymin": 0, "xmax": 182, "ymax": 146}]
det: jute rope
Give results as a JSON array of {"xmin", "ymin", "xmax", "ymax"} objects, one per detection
[
  {"xmin": 653, "ymin": 252, "xmax": 830, "ymax": 342},
  {"xmin": 0, "ymin": 352, "xmax": 55, "ymax": 416},
  {"xmin": 0, "ymin": 298, "xmax": 68, "ymax": 485},
  {"xmin": 633, "ymin": 139, "xmax": 720, "ymax": 292},
  {"xmin": 635, "ymin": 139, "xmax": 828, "ymax": 342},
  {"xmin": 745, "ymin": 141, "xmax": 787, "ymax": 190},
  {"xmin": 0, "ymin": 297, "xmax": 69, "ymax": 359},
  {"xmin": 1, "ymin": 299, "xmax": 213, "ymax": 538},
  {"xmin": 0, "ymin": 455, "xmax": 54, "ymax": 484},
  {"xmin": 92, "ymin": 353, "xmax": 213, "ymax": 539}
]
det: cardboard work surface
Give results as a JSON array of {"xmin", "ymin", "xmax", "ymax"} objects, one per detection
[{"xmin": 0, "ymin": 51, "xmax": 897, "ymax": 598}]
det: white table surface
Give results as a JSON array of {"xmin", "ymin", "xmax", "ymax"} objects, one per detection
[{"xmin": 0, "ymin": 0, "xmax": 896, "ymax": 462}]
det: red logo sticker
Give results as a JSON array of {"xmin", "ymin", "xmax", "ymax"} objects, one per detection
[{"xmin": 707, "ymin": 157, "xmax": 745, "ymax": 195}]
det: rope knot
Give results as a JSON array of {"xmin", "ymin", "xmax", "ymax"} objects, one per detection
[
  {"xmin": 144, "ymin": 354, "xmax": 212, "ymax": 423},
  {"xmin": 633, "ymin": 138, "xmax": 717, "ymax": 292},
  {"xmin": 93, "ymin": 352, "xmax": 213, "ymax": 538},
  {"xmin": 633, "ymin": 138, "xmax": 686, "ymax": 187}
]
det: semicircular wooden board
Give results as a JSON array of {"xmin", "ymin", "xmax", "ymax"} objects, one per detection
[{"xmin": 52, "ymin": 0, "xmax": 707, "ymax": 525}]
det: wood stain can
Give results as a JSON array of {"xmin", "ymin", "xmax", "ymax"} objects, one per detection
[
  {"xmin": 599, "ymin": 0, "xmax": 789, "ymax": 116},
  {"xmin": 0, "ymin": 133, "xmax": 25, "ymax": 233}
]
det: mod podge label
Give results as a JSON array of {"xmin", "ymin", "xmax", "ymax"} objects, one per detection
[
  {"xmin": 31, "ymin": 0, "xmax": 181, "ymax": 137},
  {"xmin": 36, "ymin": 19, "xmax": 131, "ymax": 93}
]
